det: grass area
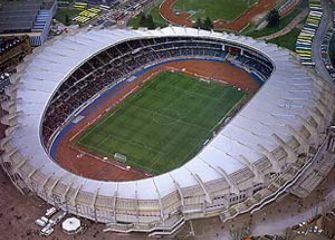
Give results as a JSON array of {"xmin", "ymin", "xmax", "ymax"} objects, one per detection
[
  {"xmin": 77, "ymin": 72, "xmax": 245, "ymax": 175},
  {"xmin": 54, "ymin": 8, "xmax": 80, "ymax": 25},
  {"xmin": 243, "ymin": 0, "xmax": 308, "ymax": 38},
  {"xmin": 174, "ymin": 0, "xmax": 257, "ymax": 22},
  {"xmin": 128, "ymin": 4, "xmax": 168, "ymax": 29},
  {"xmin": 268, "ymin": 28, "xmax": 301, "ymax": 51}
]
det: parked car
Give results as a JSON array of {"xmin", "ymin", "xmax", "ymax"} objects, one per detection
[{"xmin": 35, "ymin": 219, "xmax": 47, "ymax": 227}]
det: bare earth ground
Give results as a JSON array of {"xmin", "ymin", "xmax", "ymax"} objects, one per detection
[
  {"xmin": 0, "ymin": 168, "xmax": 153, "ymax": 240},
  {"xmin": 55, "ymin": 60, "xmax": 258, "ymax": 182},
  {"xmin": 159, "ymin": 0, "xmax": 278, "ymax": 31}
]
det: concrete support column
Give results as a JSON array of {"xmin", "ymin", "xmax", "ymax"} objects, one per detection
[
  {"xmin": 239, "ymin": 155, "xmax": 265, "ymax": 184},
  {"xmin": 272, "ymin": 134, "xmax": 297, "ymax": 162},
  {"xmin": 287, "ymin": 125, "xmax": 309, "ymax": 153},
  {"xmin": 297, "ymin": 115, "xmax": 318, "ymax": 144},
  {"xmin": 257, "ymin": 144, "xmax": 281, "ymax": 173},
  {"xmin": 1, "ymin": 100, "xmax": 15, "ymax": 112},
  {"xmin": 306, "ymin": 107, "xmax": 325, "ymax": 131},
  {"xmin": 313, "ymin": 98, "xmax": 328, "ymax": 119},
  {"xmin": 5, "ymin": 124, "xmax": 20, "ymax": 137}
]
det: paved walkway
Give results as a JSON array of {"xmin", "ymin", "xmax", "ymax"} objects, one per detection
[{"xmin": 258, "ymin": 8, "xmax": 309, "ymax": 41}]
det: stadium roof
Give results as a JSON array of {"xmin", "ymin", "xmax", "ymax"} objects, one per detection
[{"xmin": 11, "ymin": 27, "xmax": 325, "ymax": 200}]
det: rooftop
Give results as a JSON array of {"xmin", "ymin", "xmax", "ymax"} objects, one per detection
[{"xmin": 0, "ymin": 0, "xmax": 54, "ymax": 34}]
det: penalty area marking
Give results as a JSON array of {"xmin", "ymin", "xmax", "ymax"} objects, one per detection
[{"xmin": 152, "ymin": 110, "xmax": 180, "ymax": 126}]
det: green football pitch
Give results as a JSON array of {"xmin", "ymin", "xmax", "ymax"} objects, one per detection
[
  {"xmin": 77, "ymin": 72, "xmax": 246, "ymax": 175},
  {"xmin": 173, "ymin": 0, "xmax": 258, "ymax": 22}
]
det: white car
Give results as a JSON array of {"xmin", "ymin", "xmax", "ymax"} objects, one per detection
[
  {"xmin": 45, "ymin": 207, "xmax": 57, "ymax": 217},
  {"xmin": 40, "ymin": 216, "xmax": 49, "ymax": 224},
  {"xmin": 49, "ymin": 211, "xmax": 66, "ymax": 226},
  {"xmin": 40, "ymin": 224, "xmax": 54, "ymax": 237},
  {"xmin": 35, "ymin": 219, "xmax": 46, "ymax": 227}
]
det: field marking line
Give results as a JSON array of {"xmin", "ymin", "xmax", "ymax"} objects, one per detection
[
  {"xmin": 147, "ymin": 126, "xmax": 187, "ymax": 171},
  {"xmin": 148, "ymin": 108, "xmax": 212, "ymax": 171},
  {"xmin": 75, "ymin": 77, "xmax": 148, "ymax": 144},
  {"xmin": 77, "ymin": 70, "xmax": 215, "ymax": 143},
  {"xmin": 131, "ymin": 104, "xmax": 210, "ymax": 131},
  {"xmin": 79, "ymin": 137, "xmax": 162, "ymax": 174},
  {"xmin": 78, "ymin": 142, "xmax": 114, "ymax": 157},
  {"xmin": 72, "ymin": 144, "xmax": 131, "ymax": 171},
  {"xmin": 76, "ymin": 72, "xmax": 179, "ymax": 160},
  {"xmin": 74, "ymin": 69, "xmax": 249, "ymax": 175},
  {"xmin": 148, "ymin": 91, "xmax": 247, "ymax": 171},
  {"xmin": 94, "ymin": 132, "xmax": 117, "ymax": 150},
  {"xmin": 183, "ymin": 137, "xmax": 207, "ymax": 162},
  {"xmin": 81, "ymin": 107, "xmax": 211, "ymax": 172},
  {"xmin": 77, "ymin": 108, "xmax": 121, "ymax": 144},
  {"xmin": 70, "ymin": 114, "xmax": 103, "ymax": 142},
  {"xmin": 209, "ymin": 92, "xmax": 247, "ymax": 133},
  {"xmin": 91, "ymin": 129, "xmax": 164, "ymax": 155},
  {"xmin": 152, "ymin": 110, "xmax": 180, "ymax": 126},
  {"xmin": 166, "ymin": 84, "xmax": 225, "ymax": 103}
]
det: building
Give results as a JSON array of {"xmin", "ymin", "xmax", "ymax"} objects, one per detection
[
  {"xmin": 0, "ymin": 36, "xmax": 32, "ymax": 72},
  {"xmin": 0, "ymin": 27, "xmax": 334, "ymax": 236},
  {"xmin": 0, "ymin": 0, "xmax": 57, "ymax": 47}
]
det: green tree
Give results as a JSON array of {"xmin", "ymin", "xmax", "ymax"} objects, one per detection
[
  {"xmin": 146, "ymin": 14, "xmax": 156, "ymax": 29},
  {"xmin": 203, "ymin": 17, "xmax": 213, "ymax": 30},
  {"xmin": 139, "ymin": 13, "xmax": 146, "ymax": 27},
  {"xmin": 138, "ymin": 13, "xmax": 156, "ymax": 29},
  {"xmin": 267, "ymin": 9, "xmax": 280, "ymax": 27},
  {"xmin": 194, "ymin": 17, "xmax": 203, "ymax": 29},
  {"xmin": 65, "ymin": 14, "xmax": 70, "ymax": 26}
]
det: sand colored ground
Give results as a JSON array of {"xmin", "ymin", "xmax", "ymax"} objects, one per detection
[
  {"xmin": 159, "ymin": 0, "xmax": 278, "ymax": 31},
  {"xmin": 55, "ymin": 60, "xmax": 258, "ymax": 182}
]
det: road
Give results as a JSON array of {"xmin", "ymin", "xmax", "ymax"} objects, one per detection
[{"xmin": 312, "ymin": 0, "xmax": 334, "ymax": 84}]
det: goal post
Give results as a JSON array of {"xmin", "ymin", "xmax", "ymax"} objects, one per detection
[{"xmin": 114, "ymin": 152, "xmax": 127, "ymax": 163}]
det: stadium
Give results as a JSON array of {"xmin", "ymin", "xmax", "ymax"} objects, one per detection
[{"xmin": 1, "ymin": 26, "xmax": 334, "ymax": 236}]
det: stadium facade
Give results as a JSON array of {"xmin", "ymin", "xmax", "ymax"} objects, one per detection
[{"xmin": 1, "ymin": 27, "xmax": 335, "ymax": 236}]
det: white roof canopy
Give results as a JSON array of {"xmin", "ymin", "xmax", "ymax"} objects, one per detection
[{"xmin": 10, "ymin": 27, "xmax": 323, "ymax": 200}]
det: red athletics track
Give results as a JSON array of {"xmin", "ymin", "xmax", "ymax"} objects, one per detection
[
  {"xmin": 159, "ymin": 0, "xmax": 278, "ymax": 32},
  {"xmin": 55, "ymin": 60, "xmax": 259, "ymax": 182}
]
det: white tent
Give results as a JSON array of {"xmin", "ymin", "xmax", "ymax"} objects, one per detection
[{"xmin": 62, "ymin": 217, "xmax": 81, "ymax": 233}]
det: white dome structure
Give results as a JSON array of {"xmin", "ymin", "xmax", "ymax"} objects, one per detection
[{"xmin": 62, "ymin": 217, "xmax": 81, "ymax": 234}]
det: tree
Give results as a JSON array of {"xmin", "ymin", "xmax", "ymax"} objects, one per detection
[
  {"xmin": 65, "ymin": 14, "xmax": 70, "ymax": 26},
  {"xmin": 194, "ymin": 17, "xmax": 203, "ymax": 29},
  {"xmin": 138, "ymin": 13, "xmax": 156, "ymax": 29},
  {"xmin": 139, "ymin": 13, "xmax": 146, "ymax": 27},
  {"xmin": 267, "ymin": 9, "xmax": 280, "ymax": 27},
  {"xmin": 193, "ymin": 17, "xmax": 213, "ymax": 30},
  {"xmin": 146, "ymin": 14, "xmax": 156, "ymax": 29},
  {"xmin": 203, "ymin": 17, "xmax": 213, "ymax": 30}
]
